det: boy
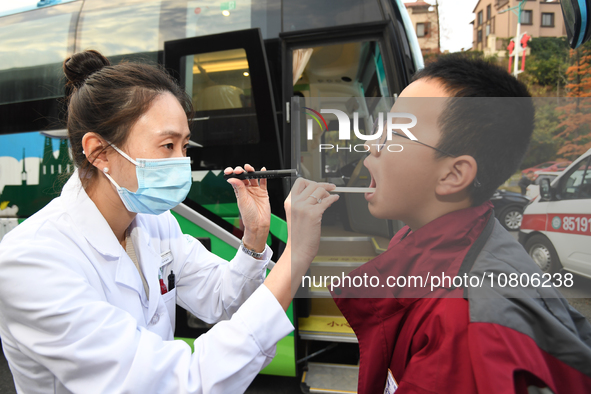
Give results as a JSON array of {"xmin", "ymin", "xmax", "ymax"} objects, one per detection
[{"xmin": 331, "ymin": 55, "xmax": 591, "ymax": 393}]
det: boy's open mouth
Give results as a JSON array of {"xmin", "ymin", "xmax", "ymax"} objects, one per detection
[{"xmin": 365, "ymin": 175, "xmax": 376, "ymax": 201}]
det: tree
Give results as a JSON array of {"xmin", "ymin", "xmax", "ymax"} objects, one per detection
[
  {"xmin": 555, "ymin": 42, "xmax": 591, "ymax": 159},
  {"xmin": 554, "ymin": 101, "xmax": 591, "ymax": 159},
  {"xmin": 521, "ymin": 100, "xmax": 564, "ymax": 169},
  {"xmin": 565, "ymin": 42, "xmax": 591, "ymax": 97},
  {"xmin": 524, "ymin": 37, "xmax": 569, "ymax": 89}
]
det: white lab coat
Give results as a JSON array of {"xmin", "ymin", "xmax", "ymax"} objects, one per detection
[{"xmin": 0, "ymin": 173, "xmax": 294, "ymax": 394}]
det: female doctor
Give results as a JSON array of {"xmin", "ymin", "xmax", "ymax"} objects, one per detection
[{"xmin": 0, "ymin": 50, "xmax": 339, "ymax": 393}]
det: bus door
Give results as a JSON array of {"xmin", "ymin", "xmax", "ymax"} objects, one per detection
[
  {"xmin": 280, "ymin": 21, "xmax": 410, "ymax": 392},
  {"xmin": 163, "ymin": 28, "xmax": 296, "ymax": 377},
  {"xmin": 164, "ymin": 28, "xmax": 284, "ymax": 217}
]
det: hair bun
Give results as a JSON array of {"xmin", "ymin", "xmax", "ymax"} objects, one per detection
[{"xmin": 63, "ymin": 50, "xmax": 110, "ymax": 89}]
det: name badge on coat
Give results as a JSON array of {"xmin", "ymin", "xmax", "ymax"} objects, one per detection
[
  {"xmin": 384, "ymin": 369, "xmax": 398, "ymax": 394},
  {"xmin": 160, "ymin": 250, "xmax": 173, "ymax": 267}
]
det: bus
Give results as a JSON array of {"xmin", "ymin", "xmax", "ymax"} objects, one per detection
[{"xmin": 0, "ymin": 1, "xmax": 422, "ymax": 392}]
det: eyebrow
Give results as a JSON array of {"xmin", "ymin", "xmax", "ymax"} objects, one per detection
[{"xmin": 157, "ymin": 130, "xmax": 192, "ymax": 140}]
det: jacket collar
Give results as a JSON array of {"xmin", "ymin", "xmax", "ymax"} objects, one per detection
[
  {"xmin": 61, "ymin": 172, "xmax": 161, "ymax": 319},
  {"xmin": 60, "ymin": 172, "xmax": 122, "ymax": 259},
  {"xmin": 332, "ymin": 201, "xmax": 494, "ymax": 300},
  {"xmin": 332, "ymin": 202, "xmax": 494, "ymax": 394}
]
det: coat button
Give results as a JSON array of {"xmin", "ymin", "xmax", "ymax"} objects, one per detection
[
  {"xmin": 334, "ymin": 287, "xmax": 342, "ymax": 295},
  {"xmin": 150, "ymin": 314, "xmax": 160, "ymax": 325}
]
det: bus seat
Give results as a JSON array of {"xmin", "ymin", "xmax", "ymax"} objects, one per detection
[{"xmin": 194, "ymin": 85, "xmax": 244, "ymax": 111}]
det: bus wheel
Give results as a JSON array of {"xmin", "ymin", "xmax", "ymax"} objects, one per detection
[{"xmin": 525, "ymin": 235, "xmax": 562, "ymax": 274}]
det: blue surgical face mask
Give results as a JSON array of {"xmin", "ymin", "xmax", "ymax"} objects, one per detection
[{"xmin": 102, "ymin": 144, "xmax": 192, "ymax": 215}]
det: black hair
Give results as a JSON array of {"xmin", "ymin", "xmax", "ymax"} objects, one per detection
[
  {"xmin": 63, "ymin": 50, "xmax": 193, "ymax": 188},
  {"xmin": 412, "ymin": 54, "xmax": 534, "ymax": 206}
]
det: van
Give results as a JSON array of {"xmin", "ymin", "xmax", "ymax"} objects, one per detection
[{"xmin": 519, "ymin": 148, "xmax": 591, "ymax": 278}]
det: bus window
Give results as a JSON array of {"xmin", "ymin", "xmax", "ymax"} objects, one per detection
[
  {"xmin": 77, "ymin": 0, "xmax": 161, "ymax": 60},
  {"xmin": 181, "ymin": 47, "xmax": 259, "ymax": 150},
  {"xmin": 0, "ymin": 2, "xmax": 80, "ymax": 105},
  {"xmin": 76, "ymin": 0, "xmax": 282, "ymax": 62},
  {"xmin": 186, "ymin": 49, "xmax": 253, "ymax": 111},
  {"xmin": 183, "ymin": 48, "xmax": 259, "ymax": 147},
  {"xmin": 184, "ymin": 1, "xmax": 253, "ymax": 39},
  {"xmin": 283, "ymin": 0, "xmax": 382, "ymax": 31},
  {"xmin": 294, "ymin": 40, "xmax": 391, "ymax": 181},
  {"xmin": 294, "ymin": 41, "xmax": 390, "ymax": 99}
]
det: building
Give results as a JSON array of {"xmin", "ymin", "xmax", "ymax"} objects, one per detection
[
  {"xmin": 472, "ymin": 0, "xmax": 566, "ymax": 56},
  {"xmin": 405, "ymin": 1, "xmax": 440, "ymax": 55}
]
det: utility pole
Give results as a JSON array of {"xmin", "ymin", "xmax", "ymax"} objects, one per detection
[
  {"xmin": 435, "ymin": 0, "xmax": 441, "ymax": 53},
  {"xmin": 499, "ymin": 0, "xmax": 527, "ymax": 78}
]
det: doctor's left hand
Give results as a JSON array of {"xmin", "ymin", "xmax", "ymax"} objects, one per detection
[{"xmin": 225, "ymin": 164, "xmax": 270, "ymax": 253}]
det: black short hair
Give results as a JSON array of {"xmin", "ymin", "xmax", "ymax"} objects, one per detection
[{"xmin": 412, "ymin": 54, "xmax": 534, "ymax": 206}]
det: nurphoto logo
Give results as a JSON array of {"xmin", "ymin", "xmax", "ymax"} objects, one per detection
[{"xmin": 303, "ymin": 107, "xmax": 418, "ymax": 153}]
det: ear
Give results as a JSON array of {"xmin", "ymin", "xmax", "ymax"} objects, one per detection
[
  {"xmin": 435, "ymin": 155, "xmax": 478, "ymax": 197},
  {"xmin": 81, "ymin": 132, "xmax": 109, "ymax": 172}
]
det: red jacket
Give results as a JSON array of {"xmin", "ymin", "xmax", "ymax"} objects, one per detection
[{"xmin": 332, "ymin": 203, "xmax": 591, "ymax": 393}]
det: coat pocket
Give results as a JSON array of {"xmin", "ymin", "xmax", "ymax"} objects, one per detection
[{"xmin": 162, "ymin": 288, "xmax": 177, "ymax": 332}]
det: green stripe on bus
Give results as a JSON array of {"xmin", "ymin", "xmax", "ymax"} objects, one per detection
[{"xmin": 171, "ymin": 210, "xmax": 296, "ymax": 376}]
